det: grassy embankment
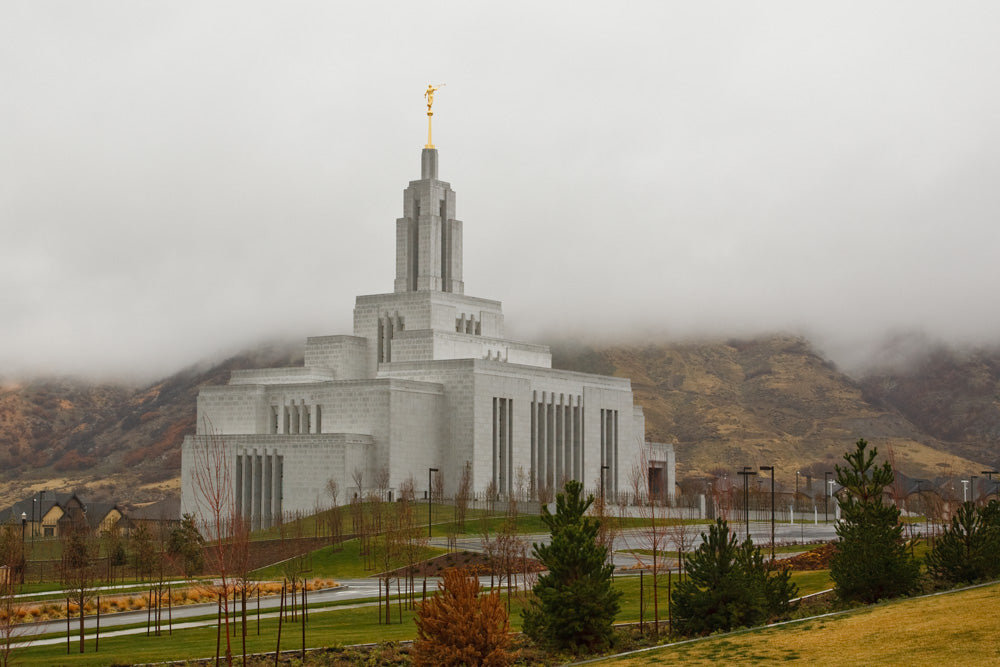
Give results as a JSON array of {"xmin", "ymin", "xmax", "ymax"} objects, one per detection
[{"xmin": 598, "ymin": 582, "xmax": 1000, "ymax": 665}]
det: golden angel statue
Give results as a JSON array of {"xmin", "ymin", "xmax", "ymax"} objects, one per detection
[{"xmin": 424, "ymin": 84, "xmax": 445, "ymax": 114}]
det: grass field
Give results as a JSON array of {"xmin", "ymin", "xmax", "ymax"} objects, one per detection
[
  {"xmin": 250, "ymin": 540, "xmax": 447, "ymax": 579},
  {"xmin": 11, "ymin": 600, "xmax": 423, "ymax": 666},
  {"xmin": 598, "ymin": 582, "xmax": 1000, "ymax": 666},
  {"xmin": 7, "ymin": 568, "xmax": 837, "ymax": 666}
]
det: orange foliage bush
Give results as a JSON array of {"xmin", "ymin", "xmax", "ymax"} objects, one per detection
[{"xmin": 412, "ymin": 568, "xmax": 514, "ymax": 667}]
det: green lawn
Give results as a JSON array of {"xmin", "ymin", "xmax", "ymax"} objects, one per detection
[
  {"xmin": 12, "ymin": 600, "xmax": 421, "ymax": 666},
  {"xmin": 9, "ymin": 567, "xmax": 837, "ymax": 665},
  {"xmin": 252, "ymin": 540, "xmax": 446, "ymax": 580}
]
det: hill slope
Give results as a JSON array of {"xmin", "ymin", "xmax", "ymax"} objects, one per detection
[
  {"xmin": 0, "ymin": 343, "xmax": 300, "ymax": 507},
  {"xmin": 2, "ymin": 335, "xmax": 997, "ymax": 507},
  {"xmin": 552, "ymin": 336, "xmax": 996, "ymax": 480}
]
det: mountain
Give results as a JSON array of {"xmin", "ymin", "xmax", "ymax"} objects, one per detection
[
  {"xmin": 551, "ymin": 335, "xmax": 998, "ymax": 480},
  {"xmin": 1, "ymin": 335, "xmax": 997, "ymax": 507},
  {"xmin": 858, "ymin": 342, "xmax": 1000, "ymax": 469},
  {"xmin": 0, "ymin": 343, "xmax": 301, "ymax": 508}
]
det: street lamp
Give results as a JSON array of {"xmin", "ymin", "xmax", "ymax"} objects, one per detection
[
  {"xmin": 796, "ymin": 471, "xmax": 803, "ymax": 542},
  {"xmin": 600, "ymin": 465, "xmax": 609, "ymax": 502},
  {"xmin": 33, "ymin": 489, "xmax": 46, "ymax": 549},
  {"xmin": 428, "ymin": 468, "xmax": 439, "ymax": 538},
  {"xmin": 824, "ymin": 472, "xmax": 832, "ymax": 524},
  {"xmin": 737, "ymin": 467, "xmax": 754, "ymax": 540},
  {"xmin": 760, "ymin": 466, "xmax": 775, "ymax": 560},
  {"xmin": 20, "ymin": 512, "xmax": 27, "ymax": 585}
]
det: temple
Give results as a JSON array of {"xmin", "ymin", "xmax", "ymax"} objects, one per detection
[{"xmin": 181, "ymin": 144, "xmax": 665, "ymax": 528}]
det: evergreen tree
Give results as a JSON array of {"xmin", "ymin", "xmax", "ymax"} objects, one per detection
[
  {"xmin": 412, "ymin": 567, "xmax": 513, "ymax": 667},
  {"xmin": 830, "ymin": 438, "xmax": 920, "ymax": 602},
  {"xmin": 672, "ymin": 518, "xmax": 796, "ymax": 635},
  {"xmin": 167, "ymin": 514, "xmax": 206, "ymax": 577},
  {"xmin": 522, "ymin": 480, "xmax": 620, "ymax": 651},
  {"xmin": 926, "ymin": 500, "xmax": 1000, "ymax": 584}
]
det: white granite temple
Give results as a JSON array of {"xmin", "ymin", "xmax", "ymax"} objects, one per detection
[{"xmin": 181, "ymin": 145, "xmax": 659, "ymax": 528}]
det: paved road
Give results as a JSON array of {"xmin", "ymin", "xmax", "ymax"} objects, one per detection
[
  {"xmin": 13, "ymin": 519, "xmax": 839, "ymax": 647},
  {"xmin": 12, "ymin": 579, "xmax": 382, "ymax": 640},
  {"xmin": 435, "ymin": 520, "xmax": 839, "ymax": 570}
]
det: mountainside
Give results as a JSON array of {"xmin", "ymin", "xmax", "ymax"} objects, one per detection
[
  {"xmin": 2, "ymin": 335, "xmax": 997, "ymax": 507},
  {"xmin": 0, "ymin": 343, "xmax": 301, "ymax": 507},
  {"xmin": 551, "ymin": 336, "xmax": 998, "ymax": 480},
  {"xmin": 858, "ymin": 343, "xmax": 1000, "ymax": 466}
]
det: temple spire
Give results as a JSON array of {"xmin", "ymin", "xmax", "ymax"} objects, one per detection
[
  {"xmin": 393, "ymin": 98, "xmax": 463, "ymax": 295},
  {"xmin": 423, "ymin": 83, "xmax": 445, "ymax": 149}
]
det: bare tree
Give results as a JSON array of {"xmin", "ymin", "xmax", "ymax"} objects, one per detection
[
  {"xmin": 229, "ymin": 513, "xmax": 254, "ymax": 665},
  {"xmin": 372, "ymin": 489, "xmax": 403, "ymax": 625},
  {"xmin": 665, "ymin": 507, "xmax": 695, "ymax": 582},
  {"xmin": 349, "ymin": 468, "xmax": 368, "ymax": 559},
  {"xmin": 454, "ymin": 462, "xmax": 472, "ymax": 532},
  {"xmin": 627, "ymin": 448, "xmax": 669, "ymax": 639},
  {"xmin": 61, "ymin": 515, "xmax": 98, "ymax": 653},
  {"xmin": 130, "ymin": 522, "xmax": 157, "ymax": 582},
  {"xmin": 590, "ymin": 484, "xmax": 618, "ymax": 560},
  {"xmin": 397, "ymin": 476, "xmax": 425, "ymax": 610},
  {"xmin": 325, "ymin": 478, "xmax": 343, "ymax": 545},
  {"xmin": 433, "ymin": 470, "xmax": 445, "ymax": 506},
  {"xmin": 0, "ymin": 524, "xmax": 25, "ymax": 667},
  {"xmin": 536, "ymin": 483, "xmax": 553, "ymax": 505},
  {"xmin": 484, "ymin": 479, "xmax": 498, "ymax": 514},
  {"xmin": 493, "ymin": 494, "xmax": 526, "ymax": 612},
  {"xmin": 190, "ymin": 420, "xmax": 237, "ymax": 666}
]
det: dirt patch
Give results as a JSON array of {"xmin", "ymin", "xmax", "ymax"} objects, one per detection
[{"xmin": 784, "ymin": 542, "xmax": 835, "ymax": 570}]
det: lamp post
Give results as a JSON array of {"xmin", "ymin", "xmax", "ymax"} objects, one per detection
[
  {"xmin": 796, "ymin": 471, "xmax": 803, "ymax": 542},
  {"xmin": 428, "ymin": 468, "xmax": 439, "ymax": 538},
  {"xmin": 34, "ymin": 489, "xmax": 45, "ymax": 549},
  {"xmin": 20, "ymin": 512, "xmax": 27, "ymax": 585},
  {"xmin": 824, "ymin": 472, "xmax": 832, "ymax": 524},
  {"xmin": 982, "ymin": 470, "xmax": 1000, "ymax": 499},
  {"xmin": 760, "ymin": 466, "xmax": 775, "ymax": 560},
  {"xmin": 600, "ymin": 465, "xmax": 609, "ymax": 502},
  {"xmin": 737, "ymin": 467, "xmax": 754, "ymax": 540}
]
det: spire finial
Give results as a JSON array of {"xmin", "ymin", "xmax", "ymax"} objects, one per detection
[{"xmin": 424, "ymin": 84, "xmax": 445, "ymax": 148}]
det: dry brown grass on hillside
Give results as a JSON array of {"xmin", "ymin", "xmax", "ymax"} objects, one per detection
[{"xmin": 605, "ymin": 583, "xmax": 1000, "ymax": 666}]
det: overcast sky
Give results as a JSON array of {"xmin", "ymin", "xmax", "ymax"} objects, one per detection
[{"xmin": 3, "ymin": 2, "xmax": 999, "ymax": 381}]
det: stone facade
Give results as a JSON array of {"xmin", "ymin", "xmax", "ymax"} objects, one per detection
[{"xmin": 181, "ymin": 147, "xmax": 664, "ymax": 527}]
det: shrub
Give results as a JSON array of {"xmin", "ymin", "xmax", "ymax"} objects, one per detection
[
  {"xmin": 412, "ymin": 567, "xmax": 513, "ymax": 667},
  {"xmin": 926, "ymin": 500, "xmax": 1000, "ymax": 584},
  {"xmin": 522, "ymin": 480, "xmax": 620, "ymax": 652},
  {"xmin": 672, "ymin": 518, "xmax": 797, "ymax": 635},
  {"xmin": 830, "ymin": 439, "xmax": 920, "ymax": 603}
]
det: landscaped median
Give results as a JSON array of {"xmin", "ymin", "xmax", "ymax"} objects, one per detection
[{"xmin": 2, "ymin": 578, "xmax": 338, "ymax": 624}]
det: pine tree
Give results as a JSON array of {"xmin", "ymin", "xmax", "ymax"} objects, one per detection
[
  {"xmin": 522, "ymin": 480, "xmax": 620, "ymax": 651},
  {"xmin": 830, "ymin": 438, "xmax": 920, "ymax": 602},
  {"xmin": 926, "ymin": 499, "xmax": 1000, "ymax": 584},
  {"xmin": 167, "ymin": 513, "xmax": 206, "ymax": 577},
  {"xmin": 412, "ymin": 567, "xmax": 513, "ymax": 667},
  {"xmin": 672, "ymin": 518, "xmax": 796, "ymax": 635}
]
